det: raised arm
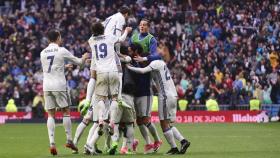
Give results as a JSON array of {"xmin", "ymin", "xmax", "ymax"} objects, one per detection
[{"xmin": 117, "ymin": 27, "xmax": 132, "ymax": 42}]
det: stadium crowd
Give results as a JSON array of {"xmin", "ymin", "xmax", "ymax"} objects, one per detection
[{"xmin": 0, "ymin": 0, "xmax": 280, "ymax": 111}]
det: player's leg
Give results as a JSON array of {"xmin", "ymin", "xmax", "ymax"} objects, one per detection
[
  {"xmin": 81, "ymin": 70, "xmax": 96, "ymax": 115},
  {"xmin": 134, "ymin": 96, "xmax": 153, "ymax": 154},
  {"xmin": 168, "ymin": 97, "xmax": 190, "ymax": 154},
  {"xmin": 73, "ymin": 110, "xmax": 92, "ymax": 149},
  {"xmin": 44, "ymin": 92, "xmax": 57, "ymax": 155},
  {"xmin": 106, "ymin": 72, "xmax": 121, "ymax": 154},
  {"xmin": 136, "ymin": 96, "xmax": 162, "ymax": 153},
  {"xmin": 85, "ymin": 97, "xmax": 107, "ymax": 155},
  {"xmin": 158, "ymin": 96, "xmax": 178, "ymax": 154}
]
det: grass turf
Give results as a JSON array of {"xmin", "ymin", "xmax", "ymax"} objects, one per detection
[{"xmin": 0, "ymin": 123, "xmax": 280, "ymax": 158}]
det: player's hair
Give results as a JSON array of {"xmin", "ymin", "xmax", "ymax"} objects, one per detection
[
  {"xmin": 91, "ymin": 22, "xmax": 104, "ymax": 36},
  {"xmin": 130, "ymin": 43, "xmax": 143, "ymax": 56},
  {"xmin": 120, "ymin": 6, "xmax": 131, "ymax": 15},
  {"xmin": 140, "ymin": 18, "xmax": 150, "ymax": 27},
  {"xmin": 47, "ymin": 29, "xmax": 61, "ymax": 42}
]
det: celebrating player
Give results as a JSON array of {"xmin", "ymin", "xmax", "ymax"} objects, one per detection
[
  {"xmin": 129, "ymin": 18, "xmax": 162, "ymax": 154},
  {"xmin": 40, "ymin": 29, "xmax": 89, "ymax": 156},
  {"xmin": 83, "ymin": 22, "xmax": 132, "ymax": 154},
  {"xmin": 126, "ymin": 51, "xmax": 191, "ymax": 155}
]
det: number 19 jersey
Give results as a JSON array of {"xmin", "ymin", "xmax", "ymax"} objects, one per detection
[
  {"xmin": 88, "ymin": 35, "xmax": 119, "ymax": 74},
  {"xmin": 40, "ymin": 43, "xmax": 83, "ymax": 91}
]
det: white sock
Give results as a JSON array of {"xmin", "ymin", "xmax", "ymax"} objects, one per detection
[
  {"xmin": 146, "ymin": 122, "xmax": 160, "ymax": 142},
  {"xmin": 118, "ymin": 73, "xmax": 123, "ymax": 100},
  {"xmin": 88, "ymin": 126, "xmax": 102, "ymax": 150},
  {"xmin": 103, "ymin": 122, "xmax": 111, "ymax": 150},
  {"xmin": 122, "ymin": 137, "xmax": 127, "ymax": 148},
  {"xmin": 126, "ymin": 124, "xmax": 134, "ymax": 150},
  {"xmin": 47, "ymin": 117, "xmax": 55, "ymax": 146},
  {"xmin": 73, "ymin": 121, "xmax": 87, "ymax": 146},
  {"xmin": 86, "ymin": 78, "xmax": 96, "ymax": 102},
  {"xmin": 111, "ymin": 124, "xmax": 120, "ymax": 142},
  {"xmin": 63, "ymin": 115, "xmax": 72, "ymax": 141},
  {"xmin": 171, "ymin": 126, "xmax": 185, "ymax": 141},
  {"xmin": 163, "ymin": 128, "xmax": 177, "ymax": 148},
  {"xmin": 110, "ymin": 100, "xmax": 120, "ymax": 142},
  {"xmin": 139, "ymin": 124, "xmax": 151, "ymax": 144},
  {"xmin": 86, "ymin": 123, "xmax": 98, "ymax": 145}
]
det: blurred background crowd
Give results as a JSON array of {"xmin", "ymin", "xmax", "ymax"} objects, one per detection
[{"xmin": 0, "ymin": 0, "xmax": 280, "ymax": 112}]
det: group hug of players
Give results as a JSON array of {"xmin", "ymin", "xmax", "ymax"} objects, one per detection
[{"xmin": 40, "ymin": 6, "xmax": 190, "ymax": 156}]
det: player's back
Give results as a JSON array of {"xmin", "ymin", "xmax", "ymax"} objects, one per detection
[
  {"xmin": 103, "ymin": 12, "xmax": 125, "ymax": 36},
  {"xmin": 88, "ymin": 35, "xmax": 118, "ymax": 73},
  {"xmin": 40, "ymin": 43, "xmax": 69, "ymax": 91},
  {"xmin": 150, "ymin": 60, "xmax": 177, "ymax": 97}
]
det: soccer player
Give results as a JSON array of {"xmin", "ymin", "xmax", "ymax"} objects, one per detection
[
  {"xmin": 126, "ymin": 56, "xmax": 191, "ymax": 155},
  {"xmin": 40, "ymin": 29, "xmax": 89, "ymax": 155},
  {"xmin": 80, "ymin": 6, "xmax": 131, "ymax": 113},
  {"xmin": 78, "ymin": 7, "xmax": 131, "ymax": 152},
  {"xmin": 84, "ymin": 22, "xmax": 132, "ymax": 154},
  {"xmin": 129, "ymin": 19, "xmax": 162, "ymax": 154}
]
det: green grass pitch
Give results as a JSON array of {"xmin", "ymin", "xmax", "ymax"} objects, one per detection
[{"xmin": 0, "ymin": 123, "xmax": 280, "ymax": 158}]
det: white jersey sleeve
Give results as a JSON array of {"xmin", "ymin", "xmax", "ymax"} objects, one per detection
[{"xmin": 61, "ymin": 48, "xmax": 83, "ymax": 65}]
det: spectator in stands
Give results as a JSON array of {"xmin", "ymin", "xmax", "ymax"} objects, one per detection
[{"xmin": 5, "ymin": 98, "xmax": 17, "ymax": 112}]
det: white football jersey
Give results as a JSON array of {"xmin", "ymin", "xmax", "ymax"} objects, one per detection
[
  {"xmin": 88, "ymin": 35, "xmax": 119, "ymax": 73},
  {"xmin": 149, "ymin": 60, "xmax": 178, "ymax": 97},
  {"xmin": 40, "ymin": 43, "xmax": 83, "ymax": 91},
  {"xmin": 103, "ymin": 12, "xmax": 126, "ymax": 37}
]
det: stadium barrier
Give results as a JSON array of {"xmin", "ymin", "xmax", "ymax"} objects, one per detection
[{"xmin": 0, "ymin": 110, "xmax": 270, "ymax": 124}]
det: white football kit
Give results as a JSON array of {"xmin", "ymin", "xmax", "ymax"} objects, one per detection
[
  {"xmin": 88, "ymin": 31, "xmax": 128, "ymax": 97},
  {"xmin": 103, "ymin": 12, "xmax": 126, "ymax": 37},
  {"xmin": 127, "ymin": 60, "xmax": 178, "ymax": 121},
  {"xmin": 40, "ymin": 43, "xmax": 84, "ymax": 110}
]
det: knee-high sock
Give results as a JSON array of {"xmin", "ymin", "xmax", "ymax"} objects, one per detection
[
  {"xmin": 118, "ymin": 73, "xmax": 123, "ymax": 100},
  {"xmin": 47, "ymin": 117, "xmax": 55, "ymax": 146},
  {"xmin": 110, "ymin": 100, "xmax": 120, "ymax": 142},
  {"xmin": 88, "ymin": 126, "xmax": 102, "ymax": 150},
  {"xmin": 139, "ymin": 124, "xmax": 151, "ymax": 144},
  {"xmin": 103, "ymin": 122, "xmax": 111, "ymax": 150},
  {"xmin": 63, "ymin": 115, "xmax": 72, "ymax": 141},
  {"xmin": 86, "ymin": 78, "xmax": 96, "ymax": 102},
  {"xmin": 126, "ymin": 124, "xmax": 134, "ymax": 150},
  {"xmin": 73, "ymin": 121, "xmax": 88, "ymax": 146},
  {"xmin": 171, "ymin": 126, "xmax": 185, "ymax": 141},
  {"xmin": 86, "ymin": 123, "xmax": 98, "ymax": 145},
  {"xmin": 163, "ymin": 128, "xmax": 177, "ymax": 148},
  {"xmin": 146, "ymin": 122, "xmax": 160, "ymax": 141}
]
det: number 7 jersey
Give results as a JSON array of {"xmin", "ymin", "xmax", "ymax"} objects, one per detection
[
  {"xmin": 88, "ymin": 35, "xmax": 119, "ymax": 73},
  {"xmin": 40, "ymin": 43, "xmax": 83, "ymax": 91}
]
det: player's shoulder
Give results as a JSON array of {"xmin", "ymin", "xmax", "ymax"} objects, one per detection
[{"xmin": 150, "ymin": 60, "xmax": 165, "ymax": 69}]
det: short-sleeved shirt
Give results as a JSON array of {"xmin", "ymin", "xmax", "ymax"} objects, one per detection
[
  {"xmin": 40, "ymin": 43, "xmax": 83, "ymax": 91},
  {"xmin": 88, "ymin": 35, "xmax": 119, "ymax": 73},
  {"xmin": 103, "ymin": 12, "xmax": 125, "ymax": 37}
]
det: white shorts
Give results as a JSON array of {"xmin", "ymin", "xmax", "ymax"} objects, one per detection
[
  {"xmin": 44, "ymin": 91, "xmax": 70, "ymax": 110},
  {"xmin": 134, "ymin": 96, "xmax": 153, "ymax": 117},
  {"xmin": 111, "ymin": 94, "xmax": 136, "ymax": 123},
  {"xmin": 95, "ymin": 72, "xmax": 119, "ymax": 97},
  {"xmin": 158, "ymin": 96, "xmax": 177, "ymax": 121}
]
